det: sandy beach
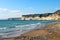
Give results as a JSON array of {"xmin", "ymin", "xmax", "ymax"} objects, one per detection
[{"xmin": 1, "ymin": 22, "xmax": 60, "ymax": 40}]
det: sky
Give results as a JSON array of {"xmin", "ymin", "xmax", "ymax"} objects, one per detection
[{"xmin": 0, "ymin": 0, "xmax": 60, "ymax": 19}]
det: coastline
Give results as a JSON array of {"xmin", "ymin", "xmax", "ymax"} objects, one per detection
[
  {"xmin": 1, "ymin": 22, "xmax": 60, "ymax": 40},
  {"xmin": 8, "ymin": 10, "xmax": 60, "ymax": 20}
]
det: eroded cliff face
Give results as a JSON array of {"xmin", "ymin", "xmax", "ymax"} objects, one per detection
[{"xmin": 21, "ymin": 10, "xmax": 60, "ymax": 20}]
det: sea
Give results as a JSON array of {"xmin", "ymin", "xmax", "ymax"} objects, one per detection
[{"xmin": 0, "ymin": 20, "xmax": 59, "ymax": 38}]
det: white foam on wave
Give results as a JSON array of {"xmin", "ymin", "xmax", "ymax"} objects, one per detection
[
  {"xmin": 15, "ymin": 22, "xmax": 45, "ymax": 30},
  {"xmin": 0, "ymin": 27, "xmax": 6, "ymax": 30}
]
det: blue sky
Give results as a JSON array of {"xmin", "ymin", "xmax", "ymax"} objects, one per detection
[{"xmin": 0, "ymin": 0, "xmax": 60, "ymax": 19}]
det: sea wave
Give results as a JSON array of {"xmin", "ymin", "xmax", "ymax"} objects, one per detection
[
  {"xmin": 15, "ymin": 22, "xmax": 42, "ymax": 29},
  {"xmin": 0, "ymin": 22, "xmax": 46, "ymax": 33},
  {"xmin": 0, "ymin": 27, "xmax": 6, "ymax": 30},
  {"xmin": 0, "ymin": 22, "xmax": 47, "ymax": 38}
]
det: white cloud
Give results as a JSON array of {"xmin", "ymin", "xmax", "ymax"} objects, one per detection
[
  {"xmin": 28, "ymin": 7, "xmax": 33, "ymax": 10},
  {"xmin": 55, "ymin": 8, "xmax": 60, "ymax": 10},
  {"xmin": 0, "ymin": 8, "xmax": 22, "ymax": 19},
  {"xmin": 0, "ymin": 13, "xmax": 22, "ymax": 19},
  {"xmin": 0, "ymin": 8, "xmax": 8, "ymax": 12},
  {"xmin": 10, "ymin": 10, "xmax": 21, "ymax": 13}
]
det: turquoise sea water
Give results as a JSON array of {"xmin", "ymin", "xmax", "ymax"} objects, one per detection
[{"xmin": 0, "ymin": 20, "xmax": 59, "ymax": 38}]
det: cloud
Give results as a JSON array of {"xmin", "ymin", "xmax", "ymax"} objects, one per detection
[
  {"xmin": 55, "ymin": 8, "xmax": 60, "ymax": 10},
  {"xmin": 0, "ymin": 8, "xmax": 22, "ymax": 13},
  {"xmin": 0, "ymin": 12, "xmax": 22, "ymax": 19},
  {"xmin": 9, "ymin": 10, "xmax": 22, "ymax": 17},
  {"xmin": 28, "ymin": 7, "xmax": 33, "ymax": 10},
  {"xmin": 0, "ymin": 8, "xmax": 22, "ymax": 19},
  {"xmin": 10, "ymin": 10, "xmax": 21, "ymax": 13},
  {"xmin": 0, "ymin": 8, "xmax": 8, "ymax": 12}
]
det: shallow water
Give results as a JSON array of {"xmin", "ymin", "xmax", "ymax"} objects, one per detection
[{"xmin": 0, "ymin": 20, "xmax": 59, "ymax": 38}]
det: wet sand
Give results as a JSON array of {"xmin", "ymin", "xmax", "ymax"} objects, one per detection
[{"xmin": 1, "ymin": 22, "xmax": 60, "ymax": 40}]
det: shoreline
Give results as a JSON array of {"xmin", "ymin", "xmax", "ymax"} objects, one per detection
[
  {"xmin": 0, "ymin": 21, "xmax": 48, "ymax": 38},
  {"xmin": 0, "ymin": 22, "xmax": 60, "ymax": 40}
]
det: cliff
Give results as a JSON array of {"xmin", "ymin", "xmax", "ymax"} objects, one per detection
[{"xmin": 21, "ymin": 10, "xmax": 60, "ymax": 20}]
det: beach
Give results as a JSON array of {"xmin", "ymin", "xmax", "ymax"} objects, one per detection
[
  {"xmin": 1, "ymin": 22, "xmax": 60, "ymax": 40},
  {"xmin": 0, "ymin": 0, "xmax": 60, "ymax": 40}
]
